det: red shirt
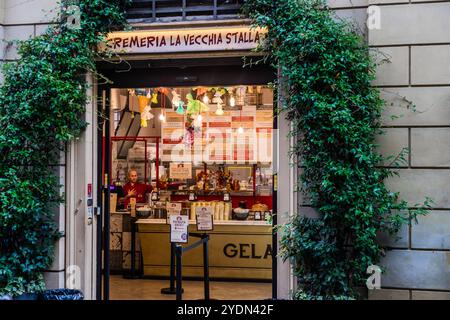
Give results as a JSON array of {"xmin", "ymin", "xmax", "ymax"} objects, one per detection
[{"xmin": 123, "ymin": 182, "xmax": 151, "ymax": 207}]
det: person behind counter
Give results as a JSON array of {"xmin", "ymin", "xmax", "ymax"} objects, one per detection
[{"xmin": 120, "ymin": 169, "xmax": 152, "ymax": 208}]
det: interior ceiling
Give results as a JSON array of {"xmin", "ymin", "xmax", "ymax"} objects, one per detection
[{"xmin": 97, "ymin": 57, "xmax": 275, "ymax": 89}]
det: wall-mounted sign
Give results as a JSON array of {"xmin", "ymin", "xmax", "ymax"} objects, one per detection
[
  {"xmin": 107, "ymin": 26, "xmax": 267, "ymax": 54},
  {"xmin": 170, "ymin": 162, "xmax": 192, "ymax": 180}
]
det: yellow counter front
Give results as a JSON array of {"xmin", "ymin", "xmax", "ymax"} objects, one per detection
[{"xmin": 136, "ymin": 219, "xmax": 273, "ymax": 281}]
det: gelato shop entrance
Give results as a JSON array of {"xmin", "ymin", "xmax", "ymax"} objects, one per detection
[{"xmin": 97, "ymin": 57, "xmax": 277, "ymax": 300}]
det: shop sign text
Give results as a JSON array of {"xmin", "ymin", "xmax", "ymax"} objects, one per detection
[
  {"xmin": 224, "ymin": 243, "xmax": 272, "ymax": 259},
  {"xmin": 107, "ymin": 26, "xmax": 266, "ymax": 54}
]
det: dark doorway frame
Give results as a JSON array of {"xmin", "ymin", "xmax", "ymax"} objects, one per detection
[{"xmin": 96, "ymin": 56, "xmax": 277, "ymax": 301}]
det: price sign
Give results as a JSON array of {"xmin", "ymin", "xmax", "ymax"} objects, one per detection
[
  {"xmin": 170, "ymin": 215, "xmax": 189, "ymax": 243},
  {"xmin": 166, "ymin": 202, "xmax": 182, "ymax": 224},
  {"xmin": 195, "ymin": 205, "xmax": 214, "ymax": 231}
]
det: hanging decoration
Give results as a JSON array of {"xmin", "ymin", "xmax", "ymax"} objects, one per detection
[
  {"xmin": 128, "ymin": 88, "xmax": 136, "ymax": 118},
  {"xmin": 176, "ymin": 102, "xmax": 185, "ymax": 115},
  {"xmin": 151, "ymin": 88, "xmax": 159, "ymax": 105},
  {"xmin": 236, "ymin": 86, "xmax": 246, "ymax": 105},
  {"xmin": 195, "ymin": 86, "xmax": 209, "ymax": 96},
  {"xmin": 186, "ymin": 93, "xmax": 209, "ymax": 115},
  {"xmin": 141, "ymin": 106, "xmax": 154, "ymax": 126},
  {"xmin": 171, "ymin": 89, "xmax": 181, "ymax": 108},
  {"xmin": 212, "ymin": 91, "xmax": 223, "ymax": 104},
  {"xmin": 137, "ymin": 95, "xmax": 153, "ymax": 128},
  {"xmin": 212, "ymin": 91, "xmax": 224, "ymax": 116},
  {"xmin": 215, "ymin": 104, "xmax": 224, "ymax": 116},
  {"xmin": 159, "ymin": 87, "xmax": 170, "ymax": 96}
]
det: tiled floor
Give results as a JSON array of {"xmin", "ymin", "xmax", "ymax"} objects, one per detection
[{"xmin": 110, "ymin": 275, "xmax": 272, "ymax": 300}]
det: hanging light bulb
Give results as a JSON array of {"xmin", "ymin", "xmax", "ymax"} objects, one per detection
[
  {"xmin": 159, "ymin": 112, "xmax": 166, "ymax": 123},
  {"xmin": 237, "ymin": 108, "xmax": 243, "ymax": 134},
  {"xmin": 193, "ymin": 113, "xmax": 203, "ymax": 129},
  {"xmin": 215, "ymin": 103, "xmax": 224, "ymax": 116},
  {"xmin": 203, "ymin": 94, "xmax": 209, "ymax": 104},
  {"xmin": 229, "ymin": 96, "xmax": 236, "ymax": 107}
]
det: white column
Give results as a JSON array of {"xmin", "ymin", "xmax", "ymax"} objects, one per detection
[
  {"xmin": 275, "ymin": 74, "xmax": 296, "ymax": 300},
  {"xmin": 65, "ymin": 74, "xmax": 98, "ymax": 300}
]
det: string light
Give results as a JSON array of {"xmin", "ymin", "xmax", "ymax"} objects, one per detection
[{"xmin": 160, "ymin": 89, "xmax": 166, "ymax": 122}]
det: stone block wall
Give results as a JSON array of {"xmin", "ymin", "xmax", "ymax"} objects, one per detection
[
  {"xmin": 1, "ymin": 0, "xmax": 449, "ymax": 299},
  {"xmin": 0, "ymin": 0, "xmax": 65, "ymax": 290},
  {"xmin": 297, "ymin": 0, "xmax": 450, "ymax": 300},
  {"xmin": 356, "ymin": 0, "xmax": 450, "ymax": 299}
]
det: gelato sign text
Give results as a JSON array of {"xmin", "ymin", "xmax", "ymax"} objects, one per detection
[{"xmin": 107, "ymin": 27, "xmax": 266, "ymax": 54}]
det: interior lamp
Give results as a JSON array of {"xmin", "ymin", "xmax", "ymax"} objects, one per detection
[
  {"xmin": 159, "ymin": 112, "xmax": 166, "ymax": 123},
  {"xmin": 229, "ymin": 96, "xmax": 236, "ymax": 107}
]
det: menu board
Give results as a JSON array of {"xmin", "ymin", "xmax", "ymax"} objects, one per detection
[
  {"xmin": 169, "ymin": 162, "xmax": 192, "ymax": 180},
  {"xmin": 162, "ymin": 109, "xmax": 273, "ymax": 164},
  {"xmin": 161, "ymin": 111, "xmax": 185, "ymax": 162}
]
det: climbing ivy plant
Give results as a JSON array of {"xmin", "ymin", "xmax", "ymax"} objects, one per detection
[
  {"xmin": 243, "ymin": 0, "xmax": 432, "ymax": 299},
  {"xmin": 0, "ymin": 0, "xmax": 130, "ymax": 297}
]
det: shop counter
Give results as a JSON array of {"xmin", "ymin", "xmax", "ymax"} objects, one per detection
[{"xmin": 136, "ymin": 219, "xmax": 273, "ymax": 281}]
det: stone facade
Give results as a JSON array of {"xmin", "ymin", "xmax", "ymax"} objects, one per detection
[
  {"xmin": 305, "ymin": 0, "xmax": 450, "ymax": 300},
  {"xmin": 0, "ymin": 0, "xmax": 449, "ymax": 300},
  {"xmin": 0, "ymin": 0, "xmax": 66, "ymax": 291},
  {"xmin": 369, "ymin": 0, "xmax": 450, "ymax": 299}
]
